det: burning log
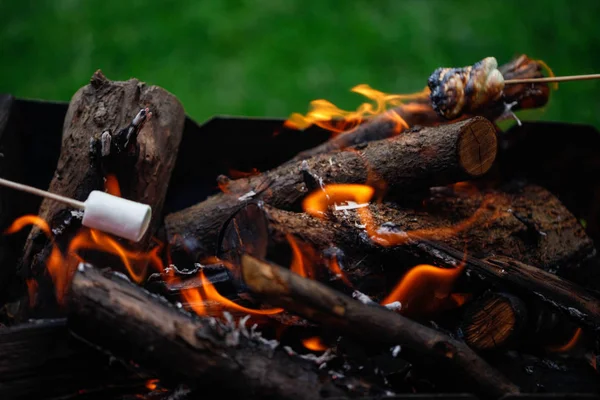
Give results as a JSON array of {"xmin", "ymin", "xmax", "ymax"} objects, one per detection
[
  {"xmin": 460, "ymin": 291, "xmax": 528, "ymax": 351},
  {"xmin": 166, "ymin": 116, "xmax": 498, "ymax": 264},
  {"xmin": 0, "ymin": 318, "xmax": 150, "ymax": 400},
  {"xmin": 289, "ymin": 54, "xmax": 548, "ymax": 162},
  {"xmin": 18, "ymin": 71, "xmax": 185, "ymax": 312},
  {"xmin": 218, "ymin": 182, "xmax": 594, "ymax": 295},
  {"xmin": 67, "ymin": 263, "xmax": 389, "ymax": 400},
  {"xmin": 240, "ymin": 253, "xmax": 520, "ymax": 398}
]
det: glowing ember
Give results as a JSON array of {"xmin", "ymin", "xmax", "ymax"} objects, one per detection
[
  {"xmin": 285, "ymin": 83, "xmax": 428, "ymax": 134},
  {"xmin": 547, "ymin": 327, "xmax": 583, "ymax": 352},
  {"xmin": 382, "ymin": 263, "xmax": 465, "ymax": 316},
  {"xmin": 302, "ymin": 336, "xmax": 328, "ymax": 352},
  {"xmin": 228, "ymin": 168, "xmax": 261, "ymax": 179},
  {"xmin": 145, "ymin": 379, "xmax": 159, "ymax": 391}
]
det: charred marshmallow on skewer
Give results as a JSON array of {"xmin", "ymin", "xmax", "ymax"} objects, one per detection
[{"xmin": 428, "ymin": 57, "xmax": 506, "ymax": 120}]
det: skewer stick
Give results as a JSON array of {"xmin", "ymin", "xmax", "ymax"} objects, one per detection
[
  {"xmin": 505, "ymin": 74, "xmax": 600, "ymax": 85},
  {"xmin": 0, "ymin": 177, "xmax": 85, "ymax": 209}
]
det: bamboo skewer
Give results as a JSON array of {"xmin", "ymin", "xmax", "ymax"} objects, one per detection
[
  {"xmin": 0, "ymin": 177, "xmax": 85, "ymax": 209},
  {"xmin": 505, "ymin": 74, "xmax": 600, "ymax": 85}
]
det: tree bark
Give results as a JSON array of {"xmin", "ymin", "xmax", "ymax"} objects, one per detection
[
  {"xmin": 240, "ymin": 254, "xmax": 520, "ymax": 399},
  {"xmin": 18, "ymin": 71, "xmax": 185, "ymax": 314},
  {"xmin": 165, "ymin": 116, "xmax": 498, "ymax": 265},
  {"xmin": 67, "ymin": 263, "xmax": 389, "ymax": 400}
]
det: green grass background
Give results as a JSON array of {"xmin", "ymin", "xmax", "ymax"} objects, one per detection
[{"xmin": 2, "ymin": 0, "xmax": 599, "ymax": 128}]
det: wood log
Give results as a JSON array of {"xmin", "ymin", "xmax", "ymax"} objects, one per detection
[
  {"xmin": 18, "ymin": 71, "xmax": 185, "ymax": 310},
  {"xmin": 216, "ymin": 187, "xmax": 600, "ymax": 330},
  {"xmin": 67, "ymin": 263, "xmax": 391, "ymax": 400},
  {"xmin": 165, "ymin": 116, "xmax": 498, "ymax": 264},
  {"xmin": 215, "ymin": 182, "xmax": 594, "ymax": 298},
  {"xmin": 240, "ymin": 254, "xmax": 520, "ymax": 399},
  {"xmin": 0, "ymin": 318, "xmax": 150, "ymax": 400},
  {"xmin": 460, "ymin": 291, "xmax": 528, "ymax": 351},
  {"xmin": 288, "ymin": 54, "xmax": 549, "ymax": 162}
]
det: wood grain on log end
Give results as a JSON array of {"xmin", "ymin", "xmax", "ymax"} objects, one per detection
[{"xmin": 457, "ymin": 117, "xmax": 497, "ymax": 176}]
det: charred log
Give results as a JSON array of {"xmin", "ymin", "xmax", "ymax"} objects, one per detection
[
  {"xmin": 17, "ymin": 71, "xmax": 184, "ymax": 316},
  {"xmin": 0, "ymin": 318, "xmax": 150, "ymax": 400},
  {"xmin": 67, "ymin": 263, "xmax": 390, "ymax": 400},
  {"xmin": 289, "ymin": 54, "xmax": 549, "ymax": 162},
  {"xmin": 166, "ymin": 116, "xmax": 498, "ymax": 265},
  {"xmin": 240, "ymin": 254, "xmax": 520, "ymax": 398},
  {"xmin": 215, "ymin": 182, "xmax": 594, "ymax": 298}
]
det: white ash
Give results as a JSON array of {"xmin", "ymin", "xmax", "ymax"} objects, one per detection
[
  {"xmin": 70, "ymin": 209, "xmax": 84, "ymax": 219},
  {"xmin": 391, "ymin": 345, "xmax": 401, "ymax": 357},
  {"xmin": 237, "ymin": 191, "xmax": 256, "ymax": 201},
  {"xmin": 352, "ymin": 290, "xmax": 376, "ymax": 305},
  {"xmin": 283, "ymin": 346, "xmax": 296, "ymax": 356},
  {"xmin": 100, "ymin": 130, "xmax": 111, "ymax": 157},
  {"xmin": 354, "ymin": 222, "xmax": 366, "ymax": 229},
  {"xmin": 225, "ymin": 329, "xmax": 240, "ymax": 347},
  {"xmin": 237, "ymin": 315, "xmax": 251, "ymax": 338},
  {"xmin": 165, "ymin": 385, "xmax": 192, "ymax": 400},
  {"xmin": 334, "ymin": 201, "xmax": 370, "ymax": 211},
  {"xmin": 300, "ymin": 349, "xmax": 335, "ymax": 366},
  {"xmin": 112, "ymin": 271, "xmax": 131, "ymax": 282},
  {"xmin": 384, "ymin": 301, "xmax": 402, "ymax": 311},
  {"xmin": 328, "ymin": 370, "xmax": 345, "ymax": 380}
]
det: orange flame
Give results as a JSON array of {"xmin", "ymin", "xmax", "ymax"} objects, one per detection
[
  {"xmin": 302, "ymin": 336, "xmax": 328, "ymax": 352},
  {"xmin": 145, "ymin": 379, "xmax": 159, "ymax": 391},
  {"xmin": 104, "ymin": 174, "xmax": 121, "ymax": 197},
  {"xmin": 285, "ymin": 84, "xmax": 429, "ymax": 134},
  {"xmin": 328, "ymin": 255, "xmax": 352, "ymax": 288},
  {"xmin": 547, "ymin": 327, "xmax": 583, "ymax": 352},
  {"xmin": 382, "ymin": 263, "xmax": 465, "ymax": 316},
  {"xmin": 26, "ymin": 279, "xmax": 38, "ymax": 308},
  {"xmin": 302, "ymin": 183, "xmax": 494, "ymax": 248}
]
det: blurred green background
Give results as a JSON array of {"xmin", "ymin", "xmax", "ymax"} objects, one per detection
[{"xmin": 2, "ymin": 0, "xmax": 599, "ymax": 128}]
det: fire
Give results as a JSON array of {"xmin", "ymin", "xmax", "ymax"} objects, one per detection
[
  {"xmin": 104, "ymin": 174, "xmax": 121, "ymax": 197},
  {"xmin": 286, "ymin": 233, "xmax": 318, "ymax": 279},
  {"xmin": 145, "ymin": 379, "xmax": 159, "ymax": 391},
  {"xmin": 327, "ymin": 254, "xmax": 352, "ymax": 288},
  {"xmin": 302, "ymin": 184, "xmax": 375, "ymax": 219},
  {"xmin": 302, "ymin": 336, "xmax": 328, "ymax": 352},
  {"xmin": 285, "ymin": 83, "xmax": 429, "ymax": 134},
  {"xmin": 382, "ymin": 262, "xmax": 466, "ymax": 316},
  {"xmin": 302, "ymin": 183, "xmax": 494, "ymax": 247},
  {"xmin": 547, "ymin": 327, "xmax": 583, "ymax": 352}
]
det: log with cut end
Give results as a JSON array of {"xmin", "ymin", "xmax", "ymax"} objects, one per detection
[
  {"xmin": 19, "ymin": 71, "xmax": 185, "ymax": 307},
  {"xmin": 289, "ymin": 54, "xmax": 549, "ymax": 162},
  {"xmin": 67, "ymin": 263, "xmax": 389, "ymax": 400},
  {"xmin": 240, "ymin": 254, "xmax": 520, "ymax": 398},
  {"xmin": 460, "ymin": 291, "xmax": 528, "ymax": 351},
  {"xmin": 165, "ymin": 116, "xmax": 498, "ymax": 264}
]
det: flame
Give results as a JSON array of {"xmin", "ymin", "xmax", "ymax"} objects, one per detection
[
  {"xmin": 302, "ymin": 336, "xmax": 328, "ymax": 352},
  {"xmin": 104, "ymin": 174, "xmax": 121, "ymax": 197},
  {"xmin": 303, "ymin": 184, "xmax": 375, "ymax": 219},
  {"xmin": 534, "ymin": 58, "xmax": 558, "ymax": 90},
  {"xmin": 382, "ymin": 262, "xmax": 465, "ymax": 316},
  {"xmin": 327, "ymin": 255, "xmax": 352, "ymax": 287},
  {"xmin": 26, "ymin": 278, "xmax": 38, "ymax": 308},
  {"xmin": 285, "ymin": 83, "xmax": 429, "ymax": 134},
  {"xmin": 547, "ymin": 327, "xmax": 583, "ymax": 352},
  {"xmin": 302, "ymin": 183, "xmax": 494, "ymax": 248},
  {"xmin": 286, "ymin": 234, "xmax": 315, "ymax": 278},
  {"xmin": 145, "ymin": 379, "xmax": 159, "ymax": 391},
  {"xmin": 5, "ymin": 215, "xmax": 51, "ymax": 236}
]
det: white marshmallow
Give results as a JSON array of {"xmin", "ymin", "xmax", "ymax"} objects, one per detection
[{"xmin": 82, "ymin": 191, "xmax": 152, "ymax": 242}]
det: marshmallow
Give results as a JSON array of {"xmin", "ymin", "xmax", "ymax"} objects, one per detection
[{"xmin": 82, "ymin": 191, "xmax": 152, "ymax": 242}]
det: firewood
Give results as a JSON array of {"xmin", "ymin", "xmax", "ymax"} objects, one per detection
[
  {"xmin": 240, "ymin": 253, "xmax": 520, "ymax": 398},
  {"xmin": 67, "ymin": 263, "xmax": 391, "ymax": 400},
  {"xmin": 289, "ymin": 54, "xmax": 549, "ymax": 162},
  {"xmin": 215, "ymin": 182, "xmax": 594, "ymax": 298},
  {"xmin": 165, "ymin": 116, "xmax": 498, "ymax": 265},
  {"xmin": 460, "ymin": 291, "xmax": 528, "ymax": 351},
  {"xmin": 18, "ymin": 71, "xmax": 185, "ymax": 306},
  {"xmin": 0, "ymin": 318, "xmax": 150, "ymax": 400}
]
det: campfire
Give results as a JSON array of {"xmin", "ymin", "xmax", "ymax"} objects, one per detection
[{"xmin": 0, "ymin": 54, "xmax": 599, "ymax": 400}]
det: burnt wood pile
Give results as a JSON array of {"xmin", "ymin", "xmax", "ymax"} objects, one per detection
[{"xmin": 0, "ymin": 55, "xmax": 599, "ymax": 400}]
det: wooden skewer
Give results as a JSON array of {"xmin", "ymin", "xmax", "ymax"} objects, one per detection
[
  {"xmin": 0, "ymin": 177, "xmax": 85, "ymax": 209},
  {"xmin": 505, "ymin": 74, "xmax": 600, "ymax": 84}
]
